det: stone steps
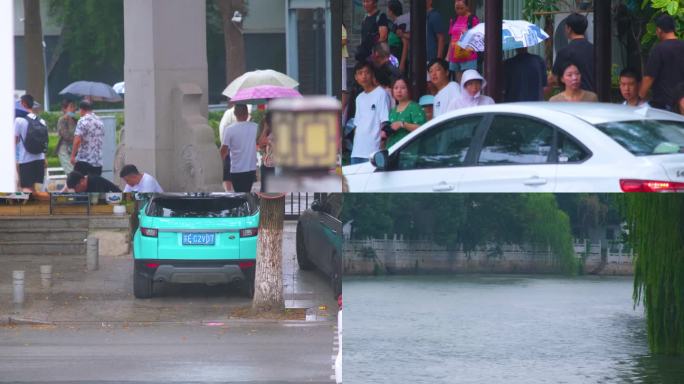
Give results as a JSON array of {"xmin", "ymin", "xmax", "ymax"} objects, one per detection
[
  {"xmin": 0, "ymin": 216, "xmax": 89, "ymax": 231},
  {"xmin": 0, "ymin": 240, "xmax": 86, "ymax": 256},
  {"xmin": 0, "ymin": 228, "xmax": 89, "ymax": 242}
]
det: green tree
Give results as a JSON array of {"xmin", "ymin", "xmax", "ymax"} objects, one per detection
[
  {"xmin": 47, "ymin": 0, "xmax": 124, "ymax": 80},
  {"xmin": 623, "ymin": 194, "xmax": 684, "ymax": 355},
  {"xmin": 343, "ymin": 194, "xmax": 577, "ymax": 274},
  {"xmin": 24, "ymin": 0, "xmax": 46, "ymax": 106},
  {"xmin": 641, "ymin": 0, "xmax": 684, "ymax": 47}
]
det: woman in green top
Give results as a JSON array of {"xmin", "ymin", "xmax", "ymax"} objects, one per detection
[{"xmin": 386, "ymin": 77, "xmax": 426, "ymax": 149}]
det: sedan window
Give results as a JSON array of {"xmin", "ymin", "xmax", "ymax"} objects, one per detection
[
  {"xmin": 478, "ymin": 116, "xmax": 554, "ymax": 165},
  {"xmin": 557, "ymin": 132, "xmax": 589, "ymax": 163},
  {"xmin": 595, "ymin": 120, "xmax": 684, "ymax": 156},
  {"xmin": 395, "ymin": 116, "xmax": 481, "ymax": 170}
]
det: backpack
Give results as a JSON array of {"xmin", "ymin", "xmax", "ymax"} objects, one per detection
[{"xmin": 21, "ymin": 114, "xmax": 49, "ymax": 155}]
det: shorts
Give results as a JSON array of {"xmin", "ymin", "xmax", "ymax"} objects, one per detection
[
  {"xmin": 449, "ymin": 60, "xmax": 477, "ymax": 73},
  {"xmin": 231, "ymin": 171, "xmax": 256, "ymax": 193},
  {"xmin": 74, "ymin": 161, "xmax": 102, "ymax": 176},
  {"xmin": 18, "ymin": 159, "xmax": 45, "ymax": 189},
  {"xmin": 222, "ymin": 155, "xmax": 232, "ymax": 182}
]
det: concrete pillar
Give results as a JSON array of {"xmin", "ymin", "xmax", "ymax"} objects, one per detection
[
  {"xmin": 87, "ymin": 237, "xmax": 99, "ymax": 271},
  {"xmin": 1, "ymin": 0, "xmax": 15, "ymax": 191},
  {"xmin": 410, "ymin": 0, "xmax": 427, "ymax": 99},
  {"xmin": 40, "ymin": 265, "xmax": 52, "ymax": 289},
  {"xmin": 484, "ymin": 0, "xmax": 503, "ymax": 102},
  {"xmin": 13, "ymin": 270, "xmax": 25, "ymax": 305},
  {"xmin": 123, "ymin": 0, "xmax": 222, "ymax": 191},
  {"xmin": 331, "ymin": 0, "xmax": 342, "ymax": 99},
  {"xmin": 594, "ymin": 1, "xmax": 612, "ymax": 102}
]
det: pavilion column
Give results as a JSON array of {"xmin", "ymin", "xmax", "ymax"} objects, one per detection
[
  {"xmin": 0, "ymin": 0, "xmax": 15, "ymax": 190},
  {"xmin": 484, "ymin": 0, "xmax": 503, "ymax": 102},
  {"xmin": 594, "ymin": 1, "xmax": 612, "ymax": 102},
  {"xmin": 123, "ymin": 0, "xmax": 222, "ymax": 191},
  {"xmin": 410, "ymin": 0, "xmax": 427, "ymax": 99}
]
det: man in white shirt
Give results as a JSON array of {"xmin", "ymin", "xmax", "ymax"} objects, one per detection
[
  {"xmin": 14, "ymin": 94, "xmax": 47, "ymax": 192},
  {"xmin": 351, "ymin": 61, "xmax": 391, "ymax": 165},
  {"xmin": 429, "ymin": 58, "xmax": 461, "ymax": 118},
  {"xmin": 119, "ymin": 164, "xmax": 163, "ymax": 193},
  {"xmin": 220, "ymin": 104, "xmax": 258, "ymax": 193}
]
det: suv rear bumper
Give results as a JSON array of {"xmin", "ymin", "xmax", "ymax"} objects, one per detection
[{"xmin": 135, "ymin": 260, "xmax": 255, "ymax": 285}]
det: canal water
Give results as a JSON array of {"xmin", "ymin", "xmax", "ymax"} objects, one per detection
[{"xmin": 344, "ymin": 275, "xmax": 684, "ymax": 384}]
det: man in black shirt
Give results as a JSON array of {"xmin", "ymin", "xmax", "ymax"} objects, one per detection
[
  {"xmin": 639, "ymin": 14, "xmax": 684, "ymax": 111},
  {"xmin": 504, "ymin": 48, "xmax": 547, "ymax": 102},
  {"xmin": 551, "ymin": 13, "xmax": 595, "ymax": 92},
  {"xmin": 66, "ymin": 171, "xmax": 121, "ymax": 193},
  {"xmin": 356, "ymin": 0, "xmax": 389, "ymax": 63}
]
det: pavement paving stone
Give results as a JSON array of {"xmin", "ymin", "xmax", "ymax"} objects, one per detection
[{"xmin": 1, "ymin": 221, "xmax": 338, "ymax": 325}]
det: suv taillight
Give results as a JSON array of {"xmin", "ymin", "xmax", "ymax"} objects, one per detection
[
  {"xmin": 620, "ymin": 179, "xmax": 684, "ymax": 192},
  {"xmin": 240, "ymin": 228, "xmax": 258, "ymax": 237},
  {"xmin": 239, "ymin": 261, "xmax": 255, "ymax": 269},
  {"xmin": 141, "ymin": 227, "xmax": 158, "ymax": 237}
]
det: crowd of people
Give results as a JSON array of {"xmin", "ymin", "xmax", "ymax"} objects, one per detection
[
  {"xmin": 13, "ymin": 92, "xmax": 273, "ymax": 194},
  {"xmin": 14, "ymin": 95, "xmax": 163, "ymax": 193},
  {"xmin": 342, "ymin": 0, "xmax": 684, "ymax": 164}
]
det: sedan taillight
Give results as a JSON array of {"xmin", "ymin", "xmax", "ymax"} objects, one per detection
[
  {"xmin": 141, "ymin": 227, "xmax": 158, "ymax": 237},
  {"xmin": 620, "ymin": 179, "xmax": 684, "ymax": 192},
  {"xmin": 240, "ymin": 228, "xmax": 258, "ymax": 237}
]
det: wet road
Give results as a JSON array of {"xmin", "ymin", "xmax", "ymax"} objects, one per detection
[{"xmin": 0, "ymin": 321, "xmax": 335, "ymax": 383}]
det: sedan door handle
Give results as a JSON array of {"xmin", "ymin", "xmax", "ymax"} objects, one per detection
[
  {"xmin": 432, "ymin": 182, "xmax": 455, "ymax": 192},
  {"xmin": 523, "ymin": 176, "xmax": 547, "ymax": 186}
]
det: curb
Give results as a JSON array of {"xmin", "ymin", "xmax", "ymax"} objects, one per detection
[{"xmin": 0, "ymin": 316, "xmax": 54, "ymax": 326}]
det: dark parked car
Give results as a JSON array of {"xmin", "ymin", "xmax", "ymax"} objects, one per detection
[{"xmin": 296, "ymin": 194, "xmax": 342, "ymax": 298}]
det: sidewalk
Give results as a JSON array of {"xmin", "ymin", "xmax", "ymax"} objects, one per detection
[{"xmin": 0, "ymin": 221, "xmax": 338, "ymax": 325}]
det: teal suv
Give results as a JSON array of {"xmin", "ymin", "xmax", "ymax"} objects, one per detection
[{"xmin": 133, "ymin": 193, "xmax": 260, "ymax": 298}]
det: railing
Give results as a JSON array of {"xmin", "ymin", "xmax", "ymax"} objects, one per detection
[{"xmin": 284, "ymin": 193, "xmax": 315, "ymax": 220}]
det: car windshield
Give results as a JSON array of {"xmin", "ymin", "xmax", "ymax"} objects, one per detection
[
  {"xmin": 146, "ymin": 197, "xmax": 255, "ymax": 218},
  {"xmin": 595, "ymin": 120, "xmax": 684, "ymax": 156}
]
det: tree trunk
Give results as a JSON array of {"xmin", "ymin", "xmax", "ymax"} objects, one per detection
[
  {"xmin": 252, "ymin": 193, "xmax": 286, "ymax": 312},
  {"xmin": 23, "ymin": 0, "xmax": 45, "ymax": 106},
  {"xmin": 215, "ymin": 0, "xmax": 247, "ymax": 86}
]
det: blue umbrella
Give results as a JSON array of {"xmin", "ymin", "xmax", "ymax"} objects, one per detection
[{"xmin": 458, "ymin": 20, "xmax": 550, "ymax": 52}]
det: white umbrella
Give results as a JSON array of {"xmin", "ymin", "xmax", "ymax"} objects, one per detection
[
  {"xmin": 59, "ymin": 81, "xmax": 123, "ymax": 102},
  {"xmin": 222, "ymin": 69, "xmax": 299, "ymax": 99},
  {"xmin": 113, "ymin": 82, "xmax": 125, "ymax": 95},
  {"xmin": 458, "ymin": 20, "xmax": 550, "ymax": 52}
]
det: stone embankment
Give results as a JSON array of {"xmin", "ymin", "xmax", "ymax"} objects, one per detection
[{"xmin": 344, "ymin": 238, "xmax": 633, "ymax": 276}]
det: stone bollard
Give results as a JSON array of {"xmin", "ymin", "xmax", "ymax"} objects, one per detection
[
  {"xmin": 40, "ymin": 265, "xmax": 52, "ymax": 289},
  {"xmin": 12, "ymin": 270, "xmax": 25, "ymax": 306},
  {"xmin": 87, "ymin": 237, "xmax": 99, "ymax": 271}
]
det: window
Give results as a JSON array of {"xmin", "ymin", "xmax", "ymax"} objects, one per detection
[
  {"xmin": 147, "ymin": 197, "xmax": 256, "ymax": 218},
  {"xmin": 396, "ymin": 116, "xmax": 481, "ymax": 170},
  {"xmin": 478, "ymin": 116, "xmax": 554, "ymax": 165},
  {"xmin": 557, "ymin": 132, "xmax": 589, "ymax": 163},
  {"xmin": 595, "ymin": 120, "xmax": 684, "ymax": 156}
]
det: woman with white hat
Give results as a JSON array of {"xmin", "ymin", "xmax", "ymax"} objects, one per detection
[{"xmin": 450, "ymin": 69, "xmax": 495, "ymax": 109}]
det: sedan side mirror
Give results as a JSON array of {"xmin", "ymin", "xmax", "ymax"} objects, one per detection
[
  {"xmin": 370, "ymin": 150, "xmax": 389, "ymax": 170},
  {"xmin": 311, "ymin": 200, "xmax": 323, "ymax": 212}
]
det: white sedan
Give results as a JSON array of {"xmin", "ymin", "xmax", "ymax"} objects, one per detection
[{"xmin": 344, "ymin": 103, "xmax": 684, "ymax": 192}]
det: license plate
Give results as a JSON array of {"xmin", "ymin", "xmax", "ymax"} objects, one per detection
[{"xmin": 182, "ymin": 233, "xmax": 215, "ymax": 245}]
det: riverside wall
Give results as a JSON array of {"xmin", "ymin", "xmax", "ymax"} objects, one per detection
[{"xmin": 343, "ymin": 238, "xmax": 633, "ymax": 276}]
